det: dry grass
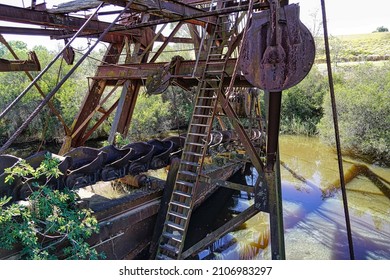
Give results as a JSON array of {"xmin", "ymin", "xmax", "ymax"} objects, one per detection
[{"xmin": 316, "ymin": 32, "xmax": 390, "ymax": 62}]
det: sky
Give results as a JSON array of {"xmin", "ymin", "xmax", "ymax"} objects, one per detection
[{"xmin": 0, "ymin": 0, "xmax": 389, "ymax": 50}]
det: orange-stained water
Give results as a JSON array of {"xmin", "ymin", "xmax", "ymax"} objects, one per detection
[{"xmin": 198, "ymin": 135, "xmax": 390, "ymax": 260}]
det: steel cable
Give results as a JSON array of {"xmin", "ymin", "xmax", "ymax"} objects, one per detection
[
  {"xmin": 0, "ymin": 1, "xmax": 134, "ymax": 154},
  {"xmin": 321, "ymin": 0, "xmax": 355, "ymax": 260}
]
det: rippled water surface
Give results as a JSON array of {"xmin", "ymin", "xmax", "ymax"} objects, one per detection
[{"xmin": 197, "ymin": 135, "xmax": 390, "ymax": 260}]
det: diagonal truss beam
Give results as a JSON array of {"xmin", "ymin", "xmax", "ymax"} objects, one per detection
[{"xmin": 181, "ymin": 205, "xmax": 259, "ymax": 259}]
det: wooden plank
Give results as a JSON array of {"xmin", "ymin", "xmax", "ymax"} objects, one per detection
[{"xmin": 48, "ymin": 0, "xmax": 103, "ymax": 14}]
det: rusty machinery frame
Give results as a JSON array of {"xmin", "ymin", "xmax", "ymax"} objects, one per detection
[{"xmin": 0, "ymin": 0, "xmax": 318, "ymax": 260}]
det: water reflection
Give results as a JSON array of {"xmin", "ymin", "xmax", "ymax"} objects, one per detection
[{"xmin": 198, "ymin": 135, "xmax": 390, "ymax": 260}]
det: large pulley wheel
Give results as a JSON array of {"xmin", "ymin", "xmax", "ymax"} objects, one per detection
[{"xmin": 240, "ymin": 4, "xmax": 316, "ymax": 92}]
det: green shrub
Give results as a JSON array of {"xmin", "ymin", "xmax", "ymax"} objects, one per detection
[
  {"xmin": 0, "ymin": 153, "xmax": 103, "ymax": 259},
  {"xmin": 318, "ymin": 62, "xmax": 390, "ymax": 165},
  {"xmin": 280, "ymin": 66, "xmax": 328, "ymax": 135},
  {"xmin": 129, "ymin": 93, "xmax": 171, "ymax": 141}
]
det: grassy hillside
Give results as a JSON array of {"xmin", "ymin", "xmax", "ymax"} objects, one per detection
[{"xmin": 316, "ymin": 32, "xmax": 390, "ymax": 62}]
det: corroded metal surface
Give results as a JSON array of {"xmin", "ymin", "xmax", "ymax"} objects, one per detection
[
  {"xmin": 0, "ymin": 51, "xmax": 40, "ymax": 72},
  {"xmin": 240, "ymin": 4, "xmax": 315, "ymax": 91},
  {"xmin": 0, "ymin": 129, "xmax": 249, "ymax": 203}
]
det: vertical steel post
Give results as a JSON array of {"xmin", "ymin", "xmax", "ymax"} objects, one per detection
[
  {"xmin": 266, "ymin": 91, "xmax": 285, "ymax": 260},
  {"xmin": 108, "ymin": 80, "xmax": 131, "ymax": 144}
]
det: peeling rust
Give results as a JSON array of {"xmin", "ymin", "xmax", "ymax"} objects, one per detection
[{"xmin": 240, "ymin": 4, "xmax": 315, "ymax": 91}]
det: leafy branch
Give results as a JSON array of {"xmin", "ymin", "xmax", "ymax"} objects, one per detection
[{"xmin": 0, "ymin": 153, "xmax": 104, "ymax": 259}]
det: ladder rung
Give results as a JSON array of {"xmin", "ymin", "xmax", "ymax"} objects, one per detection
[
  {"xmin": 176, "ymin": 180, "xmax": 194, "ymax": 188},
  {"xmin": 190, "ymin": 124, "xmax": 209, "ymax": 128},
  {"xmin": 195, "ymin": 105, "xmax": 214, "ymax": 109},
  {"xmin": 206, "ymin": 61, "xmax": 225, "ymax": 65},
  {"xmin": 206, "ymin": 70, "xmax": 224, "ymax": 74},
  {"xmin": 183, "ymin": 151, "xmax": 203, "ymax": 157},
  {"xmin": 200, "ymin": 88, "xmax": 218, "ymax": 92},
  {"xmin": 166, "ymin": 221, "xmax": 185, "ymax": 231},
  {"xmin": 168, "ymin": 210, "xmax": 188, "ymax": 219},
  {"xmin": 208, "ymin": 53, "xmax": 224, "ymax": 57},
  {"xmin": 160, "ymin": 244, "xmax": 179, "ymax": 254},
  {"xmin": 171, "ymin": 200, "xmax": 191, "ymax": 209},
  {"xmin": 188, "ymin": 132, "xmax": 208, "ymax": 137},
  {"xmin": 198, "ymin": 94, "xmax": 217, "ymax": 100},
  {"xmin": 197, "ymin": 96, "xmax": 216, "ymax": 100},
  {"xmin": 180, "ymin": 160, "xmax": 200, "ymax": 167},
  {"xmin": 186, "ymin": 141, "xmax": 205, "ymax": 147},
  {"xmin": 193, "ymin": 114, "xmax": 211, "ymax": 118},
  {"xmin": 156, "ymin": 253, "xmax": 174, "ymax": 260},
  {"xmin": 162, "ymin": 232, "xmax": 183, "ymax": 242},
  {"xmin": 173, "ymin": 190, "xmax": 192, "ymax": 198},
  {"xmin": 178, "ymin": 170, "xmax": 198, "ymax": 177}
]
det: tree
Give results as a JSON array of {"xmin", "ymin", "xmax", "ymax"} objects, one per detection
[
  {"xmin": 280, "ymin": 66, "xmax": 328, "ymax": 135},
  {"xmin": 0, "ymin": 41, "xmax": 101, "ymax": 144},
  {"xmin": 374, "ymin": 26, "xmax": 389, "ymax": 33},
  {"xmin": 128, "ymin": 93, "xmax": 170, "ymax": 141},
  {"xmin": 318, "ymin": 62, "xmax": 390, "ymax": 165}
]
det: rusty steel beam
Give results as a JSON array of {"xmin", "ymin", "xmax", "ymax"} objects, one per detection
[
  {"xmin": 103, "ymin": 0, "xmax": 212, "ymax": 25},
  {"xmin": 150, "ymin": 22, "xmax": 184, "ymax": 63},
  {"xmin": 69, "ymin": 12, "xmax": 156, "ymax": 148},
  {"xmin": 115, "ymin": 81, "xmax": 141, "ymax": 136},
  {"xmin": 215, "ymin": 180, "xmax": 254, "ymax": 193},
  {"xmin": 115, "ymin": 21, "xmax": 157, "ymax": 137},
  {"xmin": 93, "ymin": 59, "xmax": 252, "ymax": 86},
  {"xmin": 0, "ymin": 4, "xmax": 133, "ymax": 36},
  {"xmin": 69, "ymin": 42, "xmax": 125, "ymax": 148},
  {"xmin": 0, "ymin": 25, "xmax": 137, "ymax": 44},
  {"xmin": 0, "ymin": 58, "xmax": 40, "ymax": 72},
  {"xmin": 104, "ymin": 1, "xmax": 268, "ymax": 33},
  {"xmin": 0, "ymin": 26, "xmax": 65, "ymax": 37},
  {"xmin": 80, "ymin": 99, "xmax": 120, "ymax": 145},
  {"xmin": 0, "ymin": 34, "xmax": 70, "ymax": 134},
  {"xmin": 181, "ymin": 205, "xmax": 259, "ymax": 259},
  {"xmin": 53, "ymin": 2, "xmax": 269, "ymax": 41},
  {"xmin": 51, "ymin": 27, "xmax": 192, "ymax": 44}
]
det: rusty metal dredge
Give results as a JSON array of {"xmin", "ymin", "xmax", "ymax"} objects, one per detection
[
  {"xmin": 0, "ymin": 129, "xmax": 260, "ymax": 201},
  {"xmin": 0, "ymin": 0, "xmax": 318, "ymax": 259}
]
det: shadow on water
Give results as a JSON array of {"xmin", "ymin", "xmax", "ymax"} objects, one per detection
[
  {"xmin": 194, "ymin": 135, "xmax": 390, "ymax": 260},
  {"xmin": 184, "ymin": 171, "xmax": 244, "ymax": 256},
  {"xmin": 8, "ymin": 136, "xmax": 389, "ymax": 259}
]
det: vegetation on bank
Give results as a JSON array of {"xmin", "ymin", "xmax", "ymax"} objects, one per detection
[
  {"xmin": 318, "ymin": 62, "xmax": 390, "ymax": 165},
  {"xmin": 316, "ymin": 32, "xmax": 390, "ymax": 63},
  {"xmin": 0, "ymin": 35, "xmax": 389, "ymax": 165},
  {"xmin": 279, "ymin": 61, "xmax": 389, "ymax": 165}
]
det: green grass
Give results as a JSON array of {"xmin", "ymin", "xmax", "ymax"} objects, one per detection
[{"xmin": 315, "ymin": 32, "xmax": 390, "ymax": 62}]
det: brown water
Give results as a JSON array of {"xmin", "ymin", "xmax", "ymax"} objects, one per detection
[
  {"xmin": 200, "ymin": 135, "xmax": 390, "ymax": 260},
  {"xmin": 8, "ymin": 135, "xmax": 390, "ymax": 259}
]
